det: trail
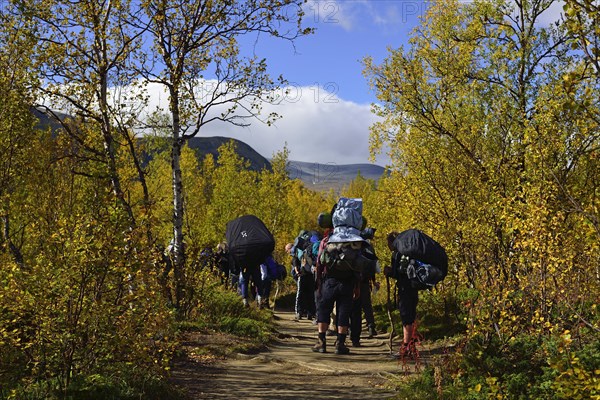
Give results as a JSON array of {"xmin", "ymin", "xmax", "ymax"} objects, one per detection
[{"xmin": 170, "ymin": 309, "xmax": 439, "ymax": 399}]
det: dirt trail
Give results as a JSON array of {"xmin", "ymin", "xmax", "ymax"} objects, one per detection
[{"xmin": 170, "ymin": 308, "xmax": 438, "ymax": 399}]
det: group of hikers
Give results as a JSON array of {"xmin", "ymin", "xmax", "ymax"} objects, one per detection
[
  {"xmin": 215, "ymin": 197, "xmax": 448, "ymax": 358},
  {"xmin": 209, "ymin": 240, "xmax": 285, "ymax": 309}
]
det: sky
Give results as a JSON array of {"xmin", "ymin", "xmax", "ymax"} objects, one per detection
[
  {"xmin": 196, "ymin": 0, "xmax": 428, "ymax": 166},
  {"xmin": 142, "ymin": 0, "xmax": 564, "ymax": 167}
]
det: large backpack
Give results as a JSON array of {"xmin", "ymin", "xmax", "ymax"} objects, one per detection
[
  {"xmin": 225, "ymin": 215, "xmax": 275, "ymax": 271},
  {"xmin": 391, "ymin": 229, "xmax": 448, "ymax": 290},
  {"xmin": 319, "ymin": 198, "xmax": 377, "ymax": 277},
  {"xmin": 320, "ymin": 240, "xmax": 377, "ymax": 274},
  {"xmin": 292, "ymin": 230, "xmax": 321, "ymax": 274}
]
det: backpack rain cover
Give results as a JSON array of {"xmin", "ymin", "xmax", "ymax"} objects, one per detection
[{"xmin": 226, "ymin": 215, "xmax": 275, "ymax": 269}]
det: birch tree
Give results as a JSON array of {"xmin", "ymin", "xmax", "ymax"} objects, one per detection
[
  {"xmin": 364, "ymin": 0, "xmax": 598, "ymax": 341},
  {"xmin": 23, "ymin": 0, "xmax": 150, "ymax": 227},
  {"xmin": 0, "ymin": 4, "xmax": 38, "ymax": 268},
  {"xmin": 137, "ymin": 0, "xmax": 311, "ymax": 310}
]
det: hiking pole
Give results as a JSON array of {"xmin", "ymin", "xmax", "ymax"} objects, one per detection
[
  {"xmin": 272, "ymin": 280, "xmax": 281, "ymax": 311},
  {"xmin": 386, "ymin": 274, "xmax": 396, "ymax": 354}
]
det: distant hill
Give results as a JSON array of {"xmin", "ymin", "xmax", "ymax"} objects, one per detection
[
  {"xmin": 32, "ymin": 108, "xmax": 271, "ymax": 172},
  {"xmin": 187, "ymin": 136, "xmax": 272, "ymax": 172},
  {"xmin": 31, "ymin": 108, "xmax": 383, "ymax": 187},
  {"xmin": 286, "ymin": 160, "xmax": 385, "ymax": 193}
]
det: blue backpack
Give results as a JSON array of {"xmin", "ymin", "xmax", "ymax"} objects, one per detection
[
  {"xmin": 293, "ymin": 230, "xmax": 321, "ymax": 273},
  {"xmin": 263, "ymin": 256, "xmax": 287, "ymax": 281}
]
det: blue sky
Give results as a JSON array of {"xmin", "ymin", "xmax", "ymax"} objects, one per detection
[
  {"xmin": 259, "ymin": 0, "xmax": 427, "ymax": 103},
  {"xmin": 141, "ymin": 0, "xmax": 564, "ymax": 166},
  {"xmin": 209, "ymin": 0, "xmax": 427, "ymax": 166}
]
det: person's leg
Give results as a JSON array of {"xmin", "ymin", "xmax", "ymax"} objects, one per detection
[
  {"xmin": 398, "ymin": 277, "xmax": 419, "ymax": 355},
  {"xmin": 313, "ymin": 278, "xmax": 334, "ymax": 353},
  {"xmin": 299, "ymin": 274, "xmax": 310, "ymax": 317},
  {"xmin": 334, "ymin": 279, "xmax": 354, "ymax": 354},
  {"xmin": 260, "ymin": 278, "xmax": 272, "ymax": 308},
  {"xmin": 304, "ymin": 274, "xmax": 316, "ymax": 318},
  {"xmin": 252, "ymin": 266, "xmax": 263, "ymax": 294},
  {"xmin": 350, "ymin": 296, "xmax": 362, "ymax": 346},
  {"xmin": 295, "ymin": 274, "xmax": 303, "ymax": 319},
  {"xmin": 361, "ymin": 280, "xmax": 376, "ymax": 337},
  {"xmin": 239, "ymin": 271, "xmax": 249, "ymax": 306}
]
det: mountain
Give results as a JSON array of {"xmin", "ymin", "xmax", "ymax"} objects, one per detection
[
  {"xmin": 187, "ymin": 136, "xmax": 271, "ymax": 172},
  {"xmin": 31, "ymin": 108, "xmax": 384, "ymax": 189},
  {"xmin": 286, "ymin": 160, "xmax": 385, "ymax": 193},
  {"xmin": 31, "ymin": 108, "xmax": 272, "ymax": 172}
]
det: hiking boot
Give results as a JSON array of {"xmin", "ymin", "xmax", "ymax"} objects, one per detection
[
  {"xmin": 352, "ymin": 340, "xmax": 361, "ymax": 347},
  {"xmin": 335, "ymin": 342, "xmax": 350, "ymax": 355},
  {"xmin": 367, "ymin": 324, "xmax": 377, "ymax": 338},
  {"xmin": 295, "ymin": 313, "xmax": 302, "ymax": 320},
  {"xmin": 312, "ymin": 339, "xmax": 326, "ymax": 353}
]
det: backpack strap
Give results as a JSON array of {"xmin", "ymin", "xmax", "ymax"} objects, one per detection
[{"xmin": 314, "ymin": 232, "xmax": 330, "ymax": 290}]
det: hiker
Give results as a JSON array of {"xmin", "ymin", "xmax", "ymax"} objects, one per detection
[
  {"xmin": 385, "ymin": 231, "xmax": 418, "ymax": 354},
  {"xmin": 384, "ymin": 229, "xmax": 448, "ymax": 357},
  {"xmin": 215, "ymin": 242, "xmax": 231, "ymax": 288},
  {"xmin": 238, "ymin": 266, "xmax": 262, "ymax": 307},
  {"xmin": 350, "ymin": 241, "xmax": 379, "ymax": 346},
  {"xmin": 288, "ymin": 231, "xmax": 319, "ymax": 320},
  {"xmin": 258, "ymin": 254, "xmax": 287, "ymax": 309},
  {"xmin": 226, "ymin": 215, "xmax": 275, "ymax": 308},
  {"xmin": 312, "ymin": 198, "xmax": 377, "ymax": 355},
  {"xmin": 285, "ymin": 242, "xmax": 302, "ymax": 315}
]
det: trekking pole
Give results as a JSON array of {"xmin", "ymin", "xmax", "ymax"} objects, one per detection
[
  {"xmin": 386, "ymin": 274, "xmax": 396, "ymax": 354},
  {"xmin": 272, "ymin": 280, "xmax": 281, "ymax": 311}
]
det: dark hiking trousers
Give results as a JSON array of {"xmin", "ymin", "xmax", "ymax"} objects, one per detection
[
  {"xmin": 350, "ymin": 279, "xmax": 375, "ymax": 342},
  {"xmin": 296, "ymin": 273, "xmax": 316, "ymax": 317},
  {"xmin": 397, "ymin": 275, "xmax": 419, "ymax": 325},
  {"xmin": 316, "ymin": 277, "xmax": 354, "ymax": 327}
]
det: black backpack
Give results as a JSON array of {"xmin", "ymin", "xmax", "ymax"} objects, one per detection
[
  {"xmin": 391, "ymin": 229, "xmax": 448, "ymax": 290},
  {"xmin": 319, "ymin": 235, "xmax": 378, "ymax": 279},
  {"xmin": 226, "ymin": 215, "xmax": 275, "ymax": 271}
]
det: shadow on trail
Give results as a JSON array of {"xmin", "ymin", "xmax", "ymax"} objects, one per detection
[{"xmin": 170, "ymin": 309, "xmax": 409, "ymax": 399}]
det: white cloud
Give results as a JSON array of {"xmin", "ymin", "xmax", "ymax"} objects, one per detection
[
  {"xmin": 303, "ymin": 0, "xmax": 414, "ymax": 33},
  {"xmin": 127, "ymin": 80, "xmax": 388, "ymax": 166},
  {"xmin": 197, "ymin": 84, "xmax": 388, "ymax": 166}
]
